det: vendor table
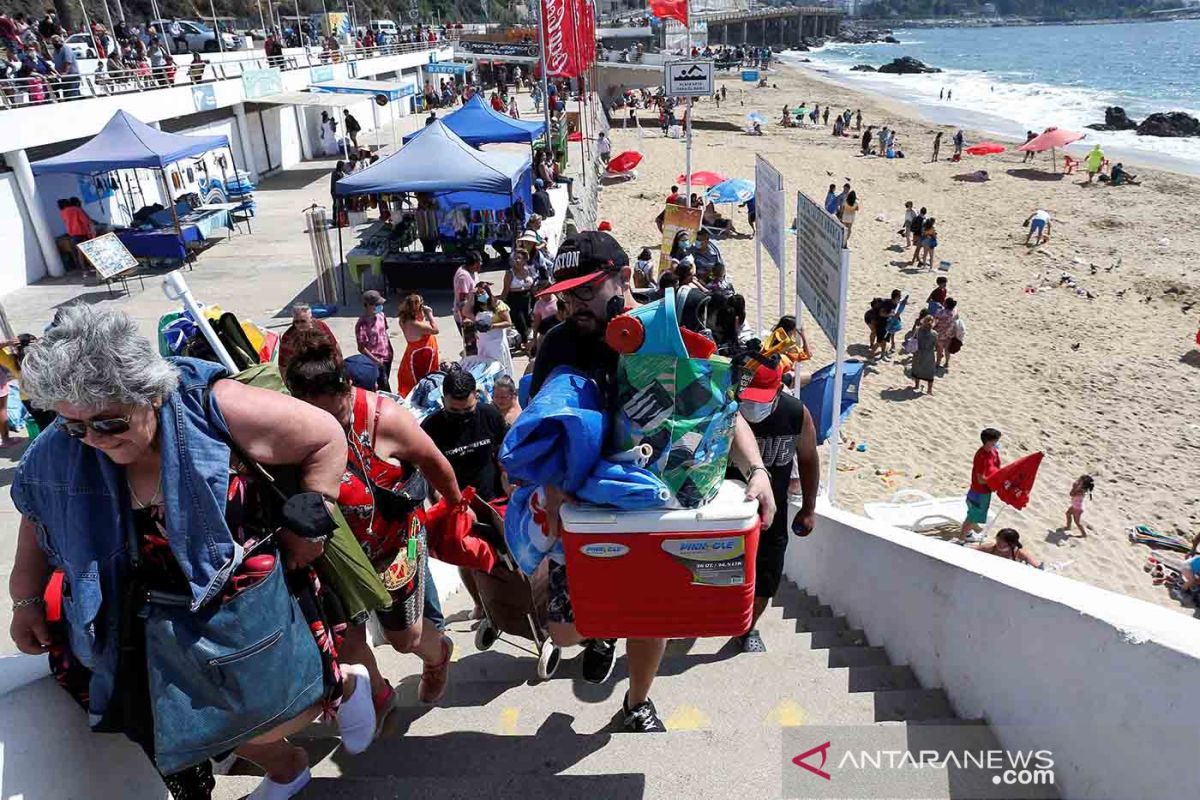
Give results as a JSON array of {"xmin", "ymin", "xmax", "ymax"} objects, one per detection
[
  {"xmin": 383, "ymin": 252, "xmax": 469, "ymax": 292},
  {"xmin": 117, "ymin": 208, "xmax": 233, "ymax": 263}
]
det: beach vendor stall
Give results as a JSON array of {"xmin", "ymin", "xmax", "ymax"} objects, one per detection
[
  {"xmin": 31, "ymin": 110, "xmax": 244, "ymax": 267},
  {"xmin": 402, "ymin": 94, "xmax": 546, "ymax": 149},
  {"xmin": 334, "ymin": 120, "xmax": 534, "ymax": 296}
]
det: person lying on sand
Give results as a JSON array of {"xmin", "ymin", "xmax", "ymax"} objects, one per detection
[{"xmin": 970, "ymin": 528, "xmax": 1043, "ymax": 569}]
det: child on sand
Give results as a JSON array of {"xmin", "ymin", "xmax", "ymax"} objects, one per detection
[
  {"xmin": 902, "ymin": 201, "xmax": 916, "ymax": 246},
  {"xmin": 963, "ymin": 428, "xmax": 1002, "ymax": 540},
  {"xmin": 1065, "ymin": 475, "xmax": 1095, "ymax": 537}
]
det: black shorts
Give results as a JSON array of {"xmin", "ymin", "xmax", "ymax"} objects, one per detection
[{"xmin": 755, "ymin": 511, "xmax": 788, "ymax": 599}]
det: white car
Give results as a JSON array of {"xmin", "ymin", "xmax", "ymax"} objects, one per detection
[
  {"xmin": 150, "ymin": 19, "xmax": 242, "ymax": 53},
  {"xmin": 64, "ymin": 33, "xmax": 98, "ymax": 59}
]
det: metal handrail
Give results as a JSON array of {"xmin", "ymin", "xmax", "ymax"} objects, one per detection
[{"xmin": 0, "ymin": 35, "xmax": 458, "ymax": 111}]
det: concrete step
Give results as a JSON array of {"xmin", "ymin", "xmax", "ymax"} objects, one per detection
[
  {"xmin": 872, "ymin": 688, "xmax": 957, "ymax": 722},
  {"xmin": 806, "ymin": 627, "xmax": 869, "ymax": 649},
  {"xmin": 794, "ymin": 614, "xmax": 849, "ymax": 633},
  {"xmin": 826, "ymin": 645, "xmax": 892, "ymax": 668},
  {"xmin": 840, "ymin": 664, "xmax": 923, "ymax": 693}
]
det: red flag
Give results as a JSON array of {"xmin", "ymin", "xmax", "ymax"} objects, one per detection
[
  {"xmin": 541, "ymin": 0, "xmax": 582, "ymax": 77},
  {"xmin": 649, "ymin": 0, "xmax": 688, "ymax": 27},
  {"xmin": 986, "ymin": 452, "xmax": 1044, "ymax": 511}
]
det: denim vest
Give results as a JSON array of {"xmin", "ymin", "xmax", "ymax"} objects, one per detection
[{"xmin": 11, "ymin": 358, "xmax": 239, "ymax": 725}]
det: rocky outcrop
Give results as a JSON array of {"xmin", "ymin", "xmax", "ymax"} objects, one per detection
[
  {"xmin": 1086, "ymin": 106, "xmax": 1138, "ymax": 132},
  {"xmin": 834, "ymin": 27, "xmax": 894, "ymax": 45},
  {"xmin": 883, "ymin": 35, "xmax": 900, "ymax": 43},
  {"xmin": 850, "ymin": 64, "xmax": 877, "ymax": 72},
  {"xmin": 877, "ymin": 56, "xmax": 941, "ymax": 74},
  {"xmin": 1136, "ymin": 111, "xmax": 1200, "ymax": 138}
]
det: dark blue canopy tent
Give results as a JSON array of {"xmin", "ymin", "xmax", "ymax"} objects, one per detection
[
  {"xmin": 31, "ymin": 110, "xmax": 240, "ymax": 263},
  {"xmin": 335, "ymin": 120, "xmax": 533, "ymax": 301},
  {"xmin": 30, "ymin": 109, "xmax": 230, "ymax": 174},
  {"xmin": 401, "ymin": 94, "xmax": 546, "ymax": 147}
]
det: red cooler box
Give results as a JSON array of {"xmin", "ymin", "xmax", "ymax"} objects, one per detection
[{"xmin": 560, "ymin": 481, "xmax": 761, "ymax": 639}]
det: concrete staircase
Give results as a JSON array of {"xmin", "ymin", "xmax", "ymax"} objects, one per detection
[{"xmin": 213, "ymin": 578, "xmax": 1058, "ymax": 799}]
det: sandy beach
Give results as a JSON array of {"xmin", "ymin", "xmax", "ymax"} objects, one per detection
[{"xmin": 598, "ymin": 61, "xmax": 1200, "ymax": 613}]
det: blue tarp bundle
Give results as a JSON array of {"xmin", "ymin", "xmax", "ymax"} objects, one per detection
[
  {"xmin": 402, "ymin": 94, "xmax": 546, "ymax": 147},
  {"xmin": 499, "ymin": 368, "xmax": 606, "ymax": 495},
  {"xmin": 577, "ymin": 459, "xmax": 671, "ymax": 509},
  {"xmin": 31, "ymin": 110, "xmax": 229, "ymax": 174}
]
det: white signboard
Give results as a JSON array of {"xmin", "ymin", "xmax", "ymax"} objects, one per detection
[
  {"xmin": 794, "ymin": 190, "xmax": 849, "ymax": 345},
  {"xmin": 664, "ymin": 59, "xmax": 714, "ymax": 97},
  {"xmin": 755, "ymin": 155, "xmax": 785, "ymax": 273}
]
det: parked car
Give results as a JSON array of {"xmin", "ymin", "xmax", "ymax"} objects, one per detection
[
  {"xmin": 369, "ymin": 19, "xmax": 398, "ymax": 38},
  {"xmin": 150, "ymin": 19, "xmax": 242, "ymax": 53},
  {"xmin": 64, "ymin": 32, "xmax": 98, "ymax": 59}
]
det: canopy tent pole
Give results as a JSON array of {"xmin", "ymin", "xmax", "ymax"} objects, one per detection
[
  {"xmin": 535, "ymin": 0, "xmax": 552, "ymax": 161},
  {"xmin": 158, "ymin": 167, "xmax": 186, "ymax": 266},
  {"xmin": 336, "ymin": 210, "xmax": 346, "ymax": 304}
]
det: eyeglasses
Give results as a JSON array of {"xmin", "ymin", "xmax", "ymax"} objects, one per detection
[
  {"xmin": 56, "ymin": 414, "xmax": 132, "ymax": 439},
  {"xmin": 566, "ymin": 284, "xmax": 599, "ymax": 302}
]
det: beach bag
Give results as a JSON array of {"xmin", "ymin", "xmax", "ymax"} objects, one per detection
[
  {"xmin": 424, "ymin": 487, "xmax": 498, "ymax": 574},
  {"xmin": 613, "ymin": 289, "xmax": 739, "ymax": 508}
]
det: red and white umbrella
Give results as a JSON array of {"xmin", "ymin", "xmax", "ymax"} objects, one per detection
[
  {"xmin": 607, "ymin": 150, "xmax": 643, "ymax": 174},
  {"xmin": 677, "ymin": 170, "xmax": 727, "ymax": 187}
]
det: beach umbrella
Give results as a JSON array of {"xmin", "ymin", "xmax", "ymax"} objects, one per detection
[
  {"xmin": 677, "ymin": 170, "xmax": 727, "ymax": 187},
  {"xmin": 1018, "ymin": 127, "xmax": 1085, "ymax": 173},
  {"xmin": 986, "ymin": 451, "xmax": 1044, "ymax": 511},
  {"xmin": 965, "ymin": 142, "xmax": 1006, "ymax": 156},
  {"xmin": 706, "ymin": 178, "xmax": 755, "ymax": 204},
  {"xmin": 607, "ymin": 150, "xmax": 643, "ymax": 174},
  {"xmin": 746, "ymin": 111, "xmax": 766, "ymax": 125}
]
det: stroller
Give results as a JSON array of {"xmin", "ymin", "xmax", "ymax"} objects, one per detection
[{"xmin": 467, "ymin": 497, "xmax": 562, "ymax": 681}]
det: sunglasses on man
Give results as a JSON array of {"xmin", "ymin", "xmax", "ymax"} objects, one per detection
[{"xmin": 56, "ymin": 414, "xmax": 132, "ymax": 439}]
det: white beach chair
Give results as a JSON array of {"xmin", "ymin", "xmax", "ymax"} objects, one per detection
[{"xmin": 863, "ymin": 489, "xmax": 996, "ymax": 533}]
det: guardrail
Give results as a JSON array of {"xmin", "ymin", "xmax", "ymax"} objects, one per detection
[{"xmin": 0, "ymin": 37, "xmax": 456, "ymax": 111}]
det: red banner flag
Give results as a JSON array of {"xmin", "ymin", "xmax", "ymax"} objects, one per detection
[
  {"xmin": 649, "ymin": 0, "xmax": 689, "ymax": 27},
  {"xmin": 986, "ymin": 451, "xmax": 1044, "ymax": 511},
  {"xmin": 541, "ymin": 0, "xmax": 582, "ymax": 77}
]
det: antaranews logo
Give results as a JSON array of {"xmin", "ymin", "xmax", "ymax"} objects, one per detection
[{"xmin": 783, "ymin": 727, "xmax": 1057, "ymax": 799}]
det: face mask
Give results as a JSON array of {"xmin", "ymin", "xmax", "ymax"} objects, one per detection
[
  {"xmin": 445, "ymin": 405, "xmax": 474, "ymax": 417},
  {"xmin": 476, "ymin": 294, "xmax": 489, "ymax": 305},
  {"xmin": 373, "ymin": 304, "xmax": 384, "ymax": 314},
  {"xmin": 739, "ymin": 399, "xmax": 776, "ymax": 424}
]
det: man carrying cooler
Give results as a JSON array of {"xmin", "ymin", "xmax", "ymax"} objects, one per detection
[
  {"xmin": 529, "ymin": 233, "xmax": 776, "ymax": 731},
  {"xmin": 962, "ymin": 427, "xmax": 1002, "ymax": 541},
  {"xmin": 732, "ymin": 353, "xmax": 819, "ymax": 652}
]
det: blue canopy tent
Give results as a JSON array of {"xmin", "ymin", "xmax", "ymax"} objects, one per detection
[
  {"xmin": 30, "ymin": 109, "xmax": 242, "ymax": 263},
  {"xmin": 402, "ymin": 94, "xmax": 546, "ymax": 147},
  {"xmin": 333, "ymin": 120, "xmax": 534, "ymax": 300}
]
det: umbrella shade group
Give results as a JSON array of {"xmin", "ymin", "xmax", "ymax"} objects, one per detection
[
  {"xmin": 1018, "ymin": 127, "xmax": 1085, "ymax": 152},
  {"xmin": 706, "ymin": 178, "xmax": 755, "ymax": 204},
  {"xmin": 677, "ymin": 170, "xmax": 728, "ymax": 187}
]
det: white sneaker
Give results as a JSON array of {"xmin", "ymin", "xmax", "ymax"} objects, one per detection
[
  {"xmin": 966, "ymin": 531, "xmax": 986, "ymax": 544},
  {"xmin": 337, "ymin": 664, "xmax": 377, "ymax": 755},
  {"xmin": 247, "ymin": 767, "xmax": 311, "ymax": 800}
]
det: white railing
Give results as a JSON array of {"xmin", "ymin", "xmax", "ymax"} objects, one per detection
[{"xmin": 0, "ymin": 36, "xmax": 457, "ymax": 111}]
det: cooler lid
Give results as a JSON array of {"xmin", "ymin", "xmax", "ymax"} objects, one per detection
[{"xmin": 560, "ymin": 480, "xmax": 759, "ymax": 533}]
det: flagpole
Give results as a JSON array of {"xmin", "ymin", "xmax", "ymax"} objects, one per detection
[
  {"xmin": 536, "ymin": 0, "xmax": 552, "ymax": 165},
  {"xmin": 683, "ymin": 4, "xmax": 692, "ymax": 210}
]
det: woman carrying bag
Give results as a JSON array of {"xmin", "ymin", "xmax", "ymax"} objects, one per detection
[
  {"xmin": 8, "ymin": 306, "xmax": 377, "ymax": 800},
  {"xmin": 284, "ymin": 336, "xmax": 465, "ymax": 717}
]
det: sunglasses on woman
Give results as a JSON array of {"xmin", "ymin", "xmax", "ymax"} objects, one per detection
[{"xmin": 56, "ymin": 414, "xmax": 132, "ymax": 439}]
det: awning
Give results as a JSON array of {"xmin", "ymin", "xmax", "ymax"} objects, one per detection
[
  {"xmin": 31, "ymin": 109, "xmax": 229, "ymax": 174},
  {"xmin": 311, "ymin": 78, "xmax": 415, "ymax": 100},
  {"xmin": 250, "ymin": 91, "xmax": 365, "ymax": 109}
]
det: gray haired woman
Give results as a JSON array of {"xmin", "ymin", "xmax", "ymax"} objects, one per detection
[{"xmin": 8, "ymin": 305, "xmax": 376, "ymax": 800}]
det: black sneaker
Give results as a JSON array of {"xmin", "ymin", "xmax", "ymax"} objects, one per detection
[
  {"xmin": 622, "ymin": 693, "xmax": 667, "ymax": 732},
  {"xmin": 739, "ymin": 629, "xmax": 767, "ymax": 653},
  {"xmin": 581, "ymin": 638, "xmax": 617, "ymax": 684}
]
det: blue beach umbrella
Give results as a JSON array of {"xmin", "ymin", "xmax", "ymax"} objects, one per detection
[
  {"xmin": 746, "ymin": 111, "xmax": 766, "ymax": 125},
  {"xmin": 706, "ymin": 178, "xmax": 755, "ymax": 204}
]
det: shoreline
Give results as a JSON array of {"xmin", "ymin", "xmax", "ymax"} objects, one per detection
[
  {"xmin": 787, "ymin": 54, "xmax": 1200, "ymax": 178},
  {"xmin": 854, "ymin": 15, "xmax": 1200, "ymax": 30},
  {"xmin": 596, "ymin": 62, "xmax": 1200, "ymax": 615}
]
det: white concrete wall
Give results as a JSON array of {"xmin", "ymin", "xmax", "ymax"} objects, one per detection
[
  {"xmin": 0, "ymin": 175, "xmax": 48, "ymax": 293},
  {"xmin": 785, "ymin": 500, "xmax": 1200, "ymax": 800}
]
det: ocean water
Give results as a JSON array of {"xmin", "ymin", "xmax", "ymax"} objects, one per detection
[{"xmin": 786, "ymin": 20, "xmax": 1200, "ymax": 173}]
